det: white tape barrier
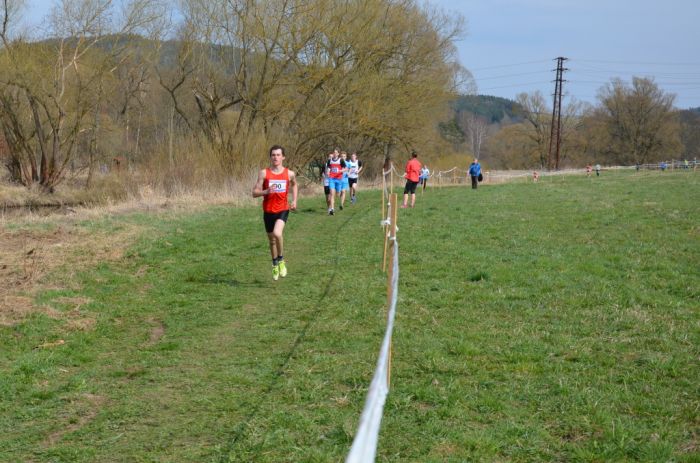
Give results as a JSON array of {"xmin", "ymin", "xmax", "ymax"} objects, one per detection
[{"xmin": 346, "ymin": 241, "xmax": 400, "ymax": 463}]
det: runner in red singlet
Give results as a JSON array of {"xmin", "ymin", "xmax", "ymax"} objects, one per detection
[
  {"xmin": 252, "ymin": 145, "xmax": 298, "ymax": 280},
  {"xmin": 325, "ymin": 148, "xmax": 346, "ymax": 215}
]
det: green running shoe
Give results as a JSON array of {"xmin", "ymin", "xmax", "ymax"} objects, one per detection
[
  {"xmin": 278, "ymin": 260, "xmax": 287, "ymax": 277},
  {"xmin": 272, "ymin": 264, "xmax": 280, "ymax": 281}
]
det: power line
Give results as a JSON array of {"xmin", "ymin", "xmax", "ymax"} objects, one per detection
[
  {"xmin": 478, "ymin": 80, "xmax": 553, "ymax": 90},
  {"xmin": 475, "ymin": 70, "xmax": 551, "ymax": 81},
  {"xmin": 573, "ymin": 59, "xmax": 700, "ymax": 66},
  {"xmin": 468, "ymin": 60, "xmax": 552, "ymax": 71},
  {"xmin": 568, "ymin": 80, "xmax": 700, "ymax": 86},
  {"xmin": 571, "ymin": 66, "xmax": 700, "ymax": 76}
]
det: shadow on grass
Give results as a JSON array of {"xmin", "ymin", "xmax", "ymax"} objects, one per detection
[
  {"xmin": 216, "ymin": 207, "xmax": 366, "ymax": 462},
  {"xmin": 184, "ymin": 275, "xmax": 268, "ymax": 288}
]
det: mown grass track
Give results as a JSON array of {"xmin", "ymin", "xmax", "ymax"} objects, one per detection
[{"xmin": 1, "ymin": 170, "xmax": 698, "ymax": 462}]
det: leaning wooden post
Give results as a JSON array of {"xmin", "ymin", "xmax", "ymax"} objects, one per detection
[
  {"xmin": 386, "ymin": 193, "xmax": 398, "ymax": 386},
  {"xmin": 382, "ymin": 172, "xmax": 386, "ymax": 222},
  {"xmin": 382, "ymin": 170, "xmax": 389, "ymax": 272}
]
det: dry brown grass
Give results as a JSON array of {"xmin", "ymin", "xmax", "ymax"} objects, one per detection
[
  {"xmin": 0, "ymin": 165, "xmax": 274, "ymax": 327},
  {"xmin": 0, "ymin": 218, "xmax": 144, "ymax": 327}
]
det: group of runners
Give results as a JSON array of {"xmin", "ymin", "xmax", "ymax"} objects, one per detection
[
  {"xmin": 322, "ymin": 148, "xmax": 363, "ymax": 215},
  {"xmin": 252, "ymin": 145, "xmax": 365, "ymax": 280},
  {"xmin": 254, "ymin": 145, "xmax": 485, "ymax": 280}
]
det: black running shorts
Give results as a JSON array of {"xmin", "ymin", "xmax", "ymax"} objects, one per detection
[
  {"xmin": 263, "ymin": 210, "xmax": 289, "ymax": 233},
  {"xmin": 403, "ymin": 180, "xmax": 418, "ymax": 194}
]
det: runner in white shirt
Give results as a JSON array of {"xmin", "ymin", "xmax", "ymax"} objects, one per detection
[
  {"xmin": 346, "ymin": 152, "xmax": 363, "ymax": 204},
  {"xmin": 419, "ymin": 165, "xmax": 430, "ymax": 191}
]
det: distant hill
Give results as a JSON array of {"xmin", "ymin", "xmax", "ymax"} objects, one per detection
[
  {"xmin": 688, "ymin": 107, "xmax": 700, "ymax": 115},
  {"xmin": 451, "ymin": 94, "xmax": 524, "ymax": 124}
]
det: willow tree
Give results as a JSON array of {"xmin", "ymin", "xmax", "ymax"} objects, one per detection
[
  {"xmin": 162, "ymin": 0, "xmax": 463, "ymax": 170},
  {"xmin": 0, "ymin": 0, "xmax": 164, "ymax": 190},
  {"xmin": 594, "ymin": 77, "xmax": 681, "ymax": 165}
]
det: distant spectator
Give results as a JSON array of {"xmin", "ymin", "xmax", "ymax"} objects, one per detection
[
  {"xmin": 586, "ymin": 165, "xmax": 592, "ymax": 177},
  {"xmin": 660, "ymin": 161, "xmax": 668, "ymax": 171},
  {"xmin": 468, "ymin": 158, "xmax": 482, "ymax": 190},
  {"xmin": 595, "ymin": 164, "xmax": 601, "ymax": 177},
  {"xmin": 533, "ymin": 171, "xmax": 540, "ymax": 182},
  {"xmin": 683, "ymin": 159, "xmax": 689, "ymax": 169}
]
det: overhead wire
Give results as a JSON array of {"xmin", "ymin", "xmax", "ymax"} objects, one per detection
[{"xmin": 469, "ymin": 58, "xmax": 700, "ymax": 106}]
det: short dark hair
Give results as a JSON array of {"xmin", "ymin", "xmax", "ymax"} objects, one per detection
[
  {"xmin": 269, "ymin": 145, "xmax": 285, "ymax": 156},
  {"xmin": 411, "ymin": 150, "xmax": 418, "ymax": 158}
]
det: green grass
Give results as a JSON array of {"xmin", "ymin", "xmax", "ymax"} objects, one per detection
[{"xmin": 1, "ymin": 170, "xmax": 698, "ymax": 462}]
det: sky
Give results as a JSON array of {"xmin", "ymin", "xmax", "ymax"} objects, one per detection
[
  {"xmin": 428, "ymin": 0, "xmax": 700, "ymax": 109},
  {"xmin": 19, "ymin": 0, "xmax": 700, "ymax": 109}
]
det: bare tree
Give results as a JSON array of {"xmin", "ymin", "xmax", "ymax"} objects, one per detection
[
  {"xmin": 0, "ymin": 0, "xmax": 164, "ymax": 190},
  {"xmin": 515, "ymin": 91, "xmax": 550, "ymax": 168},
  {"xmin": 459, "ymin": 112, "xmax": 488, "ymax": 158}
]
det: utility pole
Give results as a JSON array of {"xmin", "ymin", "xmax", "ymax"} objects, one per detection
[{"xmin": 547, "ymin": 56, "xmax": 568, "ymax": 170}]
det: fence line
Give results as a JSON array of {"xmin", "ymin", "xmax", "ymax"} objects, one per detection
[
  {"xmin": 346, "ymin": 165, "xmax": 399, "ymax": 462},
  {"xmin": 343, "ymin": 157, "xmax": 696, "ymax": 461},
  {"xmin": 346, "ymin": 228, "xmax": 399, "ymax": 463},
  {"xmin": 348, "ymin": 158, "xmax": 699, "ymax": 191}
]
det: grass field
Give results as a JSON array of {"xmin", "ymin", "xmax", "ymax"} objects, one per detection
[{"xmin": 1, "ymin": 170, "xmax": 698, "ymax": 462}]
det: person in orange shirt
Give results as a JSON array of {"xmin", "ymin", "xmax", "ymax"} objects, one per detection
[
  {"xmin": 401, "ymin": 150, "xmax": 421, "ymax": 208},
  {"xmin": 252, "ymin": 145, "xmax": 298, "ymax": 280}
]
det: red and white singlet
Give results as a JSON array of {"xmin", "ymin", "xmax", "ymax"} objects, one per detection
[
  {"xmin": 327, "ymin": 158, "xmax": 344, "ymax": 180},
  {"xmin": 262, "ymin": 168, "xmax": 289, "ymax": 213}
]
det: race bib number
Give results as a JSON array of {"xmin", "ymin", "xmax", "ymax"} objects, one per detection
[
  {"xmin": 269, "ymin": 179, "xmax": 287, "ymax": 192},
  {"xmin": 331, "ymin": 167, "xmax": 339, "ymax": 173}
]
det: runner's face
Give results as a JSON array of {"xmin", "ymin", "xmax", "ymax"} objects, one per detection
[{"xmin": 270, "ymin": 149, "xmax": 284, "ymax": 167}]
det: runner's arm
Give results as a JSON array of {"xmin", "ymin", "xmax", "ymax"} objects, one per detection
[
  {"xmin": 252, "ymin": 169, "xmax": 269, "ymax": 197},
  {"xmin": 289, "ymin": 170, "xmax": 298, "ymax": 210}
]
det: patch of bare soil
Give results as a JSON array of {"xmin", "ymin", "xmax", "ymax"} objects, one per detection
[
  {"xmin": 0, "ymin": 223, "xmax": 143, "ymax": 327},
  {"xmin": 146, "ymin": 318, "xmax": 166, "ymax": 344}
]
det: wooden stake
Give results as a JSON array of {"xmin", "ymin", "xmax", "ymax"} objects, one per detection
[
  {"xmin": 386, "ymin": 193, "xmax": 398, "ymax": 387},
  {"xmin": 390, "ymin": 162, "xmax": 394, "ymax": 194}
]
